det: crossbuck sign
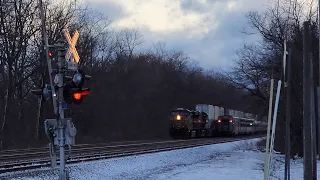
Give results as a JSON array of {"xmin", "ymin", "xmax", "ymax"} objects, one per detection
[{"xmin": 63, "ymin": 29, "xmax": 80, "ymax": 70}]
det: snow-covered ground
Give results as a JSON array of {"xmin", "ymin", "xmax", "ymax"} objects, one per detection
[{"xmin": 1, "ymin": 137, "xmax": 320, "ymax": 180}]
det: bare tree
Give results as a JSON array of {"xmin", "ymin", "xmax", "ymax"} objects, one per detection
[
  {"xmin": 0, "ymin": 0, "xmax": 41, "ymax": 149},
  {"xmin": 228, "ymin": 0, "xmax": 319, "ymax": 156},
  {"xmin": 113, "ymin": 28, "xmax": 143, "ymax": 58},
  {"xmin": 0, "ymin": 0, "xmax": 267, "ymax": 150}
]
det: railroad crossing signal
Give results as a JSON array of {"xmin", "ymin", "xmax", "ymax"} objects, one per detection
[
  {"xmin": 63, "ymin": 70, "xmax": 91, "ymax": 105},
  {"xmin": 63, "ymin": 29, "xmax": 80, "ymax": 70},
  {"xmin": 64, "ymin": 29, "xmax": 79, "ymax": 62},
  {"xmin": 31, "ymin": 26, "xmax": 91, "ymax": 180}
]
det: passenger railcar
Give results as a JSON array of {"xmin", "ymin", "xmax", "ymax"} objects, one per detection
[
  {"xmin": 213, "ymin": 115, "xmax": 266, "ymax": 136},
  {"xmin": 253, "ymin": 120, "xmax": 268, "ymax": 133}
]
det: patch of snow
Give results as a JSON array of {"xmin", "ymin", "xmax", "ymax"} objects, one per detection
[
  {"xmin": 268, "ymin": 153, "xmax": 320, "ymax": 180},
  {"xmin": 152, "ymin": 151, "xmax": 263, "ymax": 180}
]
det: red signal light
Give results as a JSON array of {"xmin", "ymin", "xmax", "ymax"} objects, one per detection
[
  {"xmin": 218, "ymin": 120, "xmax": 221, "ymax": 123},
  {"xmin": 73, "ymin": 92, "xmax": 82, "ymax": 100},
  {"xmin": 72, "ymin": 89, "xmax": 90, "ymax": 101},
  {"xmin": 229, "ymin": 119, "xmax": 233, "ymax": 123},
  {"xmin": 81, "ymin": 89, "xmax": 90, "ymax": 95},
  {"xmin": 48, "ymin": 51, "xmax": 53, "ymax": 57}
]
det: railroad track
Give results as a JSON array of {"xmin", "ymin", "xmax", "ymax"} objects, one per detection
[
  {"xmin": 0, "ymin": 139, "xmax": 162, "ymax": 157},
  {"xmin": 0, "ymin": 139, "xmax": 182, "ymax": 164},
  {"xmin": 0, "ymin": 139, "xmax": 190, "ymax": 171},
  {"xmin": 0, "ymin": 134, "xmax": 264, "ymax": 175}
]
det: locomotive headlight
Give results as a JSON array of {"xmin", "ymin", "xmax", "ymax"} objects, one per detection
[
  {"xmin": 176, "ymin": 115, "xmax": 181, "ymax": 120},
  {"xmin": 72, "ymin": 72, "xmax": 83, "ymax": 86}
]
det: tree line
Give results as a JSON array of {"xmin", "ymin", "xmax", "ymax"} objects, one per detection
[
  {"xmin": 2, "ymin": 0, "xmax": 314, "ymax": 159},
  {"xmin": 0, "ymin": 0, "xmax": 261, "ymax": 150}
]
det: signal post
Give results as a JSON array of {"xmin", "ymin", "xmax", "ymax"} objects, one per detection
[
  {"xmin": 32, "ymin": 29, "xmax": 90, "ymax": 180},
  {"xmin": 57, "ymin": 40, "xmax": 68, "ymax": 179},
  {"xmin": 35, "ymin": 1, "xmax": 91, "ymax": 179}
]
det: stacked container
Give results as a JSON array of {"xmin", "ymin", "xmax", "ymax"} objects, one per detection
[
  {"xmin": 196, "ymin": 104, "xmax": 214, "ymax": 129},
  {"xmin": 229, "ymin": 109, "xmax": 235, "ymax": 116}
]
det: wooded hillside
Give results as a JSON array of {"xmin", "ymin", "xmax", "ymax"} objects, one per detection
[{"xmin": 0, "ymin": 0, "xmax": 262, "ymax": 150}]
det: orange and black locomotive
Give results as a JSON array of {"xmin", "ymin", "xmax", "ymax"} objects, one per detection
[{"xmin": 169, "ymin": 108, "xmax": 208, "ymax": 139}]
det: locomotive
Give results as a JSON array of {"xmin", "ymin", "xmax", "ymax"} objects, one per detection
[
  {"xmin": 169, "ymin": 108, "xmax": 209, "ymax": 139},
  {"xmin": 169, "ymin": 104, "xmax": 267, "ymax": 139}
]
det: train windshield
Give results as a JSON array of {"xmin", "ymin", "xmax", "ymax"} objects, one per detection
[
  {"xmin": 218, "ymin": 115, "xmax": 232, "ymax": 120},
  {"xmin": 170, "ymin": 109, "xmax": 191, "ymax": 120},
  {"xmin": 170, "ymin": 109, "xmax": 190, "ymax": 116},
  {"xmin": 191, "ymin": 111, "xmax": 201, "ymax": 118}
]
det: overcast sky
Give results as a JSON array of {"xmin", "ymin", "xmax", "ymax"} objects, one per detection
[{"xmin": 80, "ymin": 0, "xmax": 274, "ymax": 70}]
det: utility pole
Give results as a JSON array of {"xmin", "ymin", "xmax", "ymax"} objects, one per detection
[
  {"xmin": 310, "ymin": 50, "xmax": 317, "ymax": 179},
  {"xmin": 317, "ymin": 0, "xmax": 320, "ymax": 160},
  {"xmin": 303, "ymin": 20, "xmax": 314, "ymax": 180},
  {"xmin": 285, "ymin": 45, "xmax": 292, "ymax": 180}
]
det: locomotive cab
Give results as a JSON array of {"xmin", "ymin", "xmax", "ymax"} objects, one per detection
[
  {"xmin": 191, "ymin": 111, "xmax": 206, "ymax": 128},
  {"xmin": 215, "ymin": 115, "xmax": 235, "ymax": 136},
  {"xmin": 169, "ymin": 108, "xmax": 192, "ymax": 138},
  {"xmin": 191, "ymin": 111, "xmax": 208, "ymax": 137},
  {"xmin": 169, "ymin": 108, "xmax": 209, "ymax": 139}
]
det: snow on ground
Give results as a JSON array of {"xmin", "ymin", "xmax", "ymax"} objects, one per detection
[
  {"xmin": 268, "ymin": 152, "xmax": 320, "ymax": 180},
  {"xmin": 1, "ymin": 137, "xmax": 320, "ymax": 180}
]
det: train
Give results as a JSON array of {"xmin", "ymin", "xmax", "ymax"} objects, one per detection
[{"xmin": 169, "ymin": 104, "xmax": 267, "ymax": 139}]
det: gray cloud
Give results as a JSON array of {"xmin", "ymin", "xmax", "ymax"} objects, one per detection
[
  {"xmin": 200, "ymin": 11, "xmax": 260, "ymax": 65},
  {"xmin": 180, "ymin": 0, "xmax": 210, "ymax": 13},
  {"xmin": 84, "ymin": 0, "xmax": 271, "ymax": 70},
  {"xmin": 138, "ymin": 7, "xmax": 261, "ymax": 70},
  {"xmin": 180, "ymin": 0, "xmax": 232, "ymax": 13},
  {"xmin": 87, "ymin": 1, "xmax": 126, "ymax": 21}
]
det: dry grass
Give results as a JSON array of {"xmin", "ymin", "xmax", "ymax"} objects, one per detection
[{"xmin": 256, "ymin": 138, "xmax": 266, "ymax": 152}]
